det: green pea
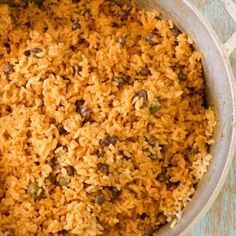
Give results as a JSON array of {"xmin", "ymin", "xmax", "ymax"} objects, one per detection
[
  {"xmin": 149, "ymin": 102, "xmax": 161, "ymax": 114},
  {"xmin": 28, "ymin": 182, "xmax": 43, "ymax": 199},
  {"xmin": 178, "ymin": 71, "xmax": 187, "ymax": 81},
  {"xmin": 59, "ymin": 177, "xmax": 70, "ymax": 186},
  {"xmin": 95, "ymin": 194, "xmax": 105, "ymax": 205}
]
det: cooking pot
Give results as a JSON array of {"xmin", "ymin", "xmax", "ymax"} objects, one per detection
[
  {"xmin": 133, "ymin": 0, "xmax": 236, "ymax": 235},
  {"xmin": 1, "ymin": 0, "xmax": 235, "ymax": 235}
]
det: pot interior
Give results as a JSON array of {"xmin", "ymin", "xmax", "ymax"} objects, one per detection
[{"xmin": 136, "ymin": 0, "xmax": 235, "ymax": 235}]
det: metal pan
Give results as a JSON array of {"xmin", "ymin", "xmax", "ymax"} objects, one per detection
[
  {"xmin": 1, "ymin": 0, "xmax": 235, "ymax": 235},
  {"xmin": 135, "ymin": 0, "xmax": 236, "ymax": 235}
]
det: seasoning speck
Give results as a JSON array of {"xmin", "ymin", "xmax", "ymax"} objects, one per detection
[
  {"xmin": 136, "ymin": 90, "xmax": 148, "ymax": 103},
  {"xmin": 72, "ymin": 22, "xmax": 81, "ymax": 31},
  {"xmin": 157, "ymin": 213, "xmax": 167, "ymax": 225},
  {"xmin": 58, "ymin": 230, "xmax": 68, "ymax": 236},
  {"xmin": 140, "ymin": 66, "xmax": 151, "ymax": 76},
  {"xmin": 156, "ymin": 173, "xmax": 167, "ymax": 182},
  {"xmin": 146, "ymin": 33, "xmax": 157, "ymax": 46},
  {"xmin": 110, "ymin": 186, "xmax": 121, "ymax": 198},
  {"xmin": 25, "ymin": 21, "xmax": 31, "ymax": 28},
  {"xmin": 58, "ymin": 124, "xmax": 68, "ymax": 135},
  {"xmin": 100, "ymin": 138, "xmax": 110, "ymax": 147},
  {"xmin": 19, "ymin": 0, "xmax": 28, "ymax": 8},
  {"xmin": 4, "ymin": 42, "xmax": 10, "ymax": 50},
  {"xmin": 48, "ymin": 157, "xmax": 57, "ymax": 167},
  {"xmin": 75, "ymin": 99, "xmax": 85, "ymax": 109},
  {"xmin": 78, "ymin": 37, "xmax": 86, "ymax": 44},
  {"xmin": 117, "ymin": 36, "xmax": 126, "ymax": 46},
  {"xmin": 6, "ymin": 105, "xmax": 12, "ymax": 113},
  {"xmin": 66, "ymin": 166, "xmax": 75, "ymax": 176},
  {"xmin": 3, "ymin": 63, "xmax": 14, "ymax": 74},
  {"xmin": 24, "ymin": 50, "xmax": 31, "ymax": 57},
  {"xmin": 146, "ymin": 33, "xmax": 153, "ymax": 42},
  {"xmin": 119, "ymin": 10, "xmax": 128, "ymax": 20},
  {"xmin": 78, "ymin": 8, "xmax": 89, "ymax": 16},
  {"xmin": 109, "ymin": 136, "xmax": 118, "ymax": 145},
  {"xmin": 119, "ymin": 150, "xmax": 130, "ymax": 160},
  {"xmin": 178, "ymin": 71, "xmax": 187, "ymax": 81},
  {"xmin": 167, "ymin": 182, "xmax": 179, "ymax": 191},
  {"xmin": 95, "ymin": 194, "xmax": 105, "ymax": 205},
  {"xmin": 48, "ymin": 173, "xmax": 57, "ymax": 185},
  {"xmin": 34, "ymin": 0, "xmax": 44, "ymax": 7},
  {"xmin": 145, "ymin": 226, "xmax": 156, "ymax": 236},
  {"xmin": 171, "ymin": 26, "xmax": 181, "ymax": 36},
  {"xmin": 31, "ymin": 48, "xmax": 43, "ymax": 56},
  {"xmin": 114, "ymin": 76, "xmax": 125, "ymax": 84},
  {"xmin": 94, "ymin": 149, "xmax": 105, "ymax": 158},
  {"xmin": 149, "ymin": 154, "xmax": 158, "ymax": 161},
  {"xmin": 80, "ymin": 106, "xmax": 91, "ymax": 121},
  {"xmin": 73, "ymin": 64, "xmax": 82, "ymax": 75},
  {"xmin": 100, "ymin": 136, "xmax": 118, "ymax": 147},
  {"xmin": 113, "ymin": 76, "xmax": 129, "ymax": 87},
  {"xmin": 148, "ymin": 135, "xmax": 157, "ymax": 147},
  {"xmin": 98, "ymin": 163, "xmax": 109, "ymax": 175},
  {"xmin": 140, "ymin": 213, "xmax": 148, "ymax": 220}
]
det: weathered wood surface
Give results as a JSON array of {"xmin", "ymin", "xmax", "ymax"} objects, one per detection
[{"xmin": 187, "ymin": 1, "xmax": 236, "ymax": 235}]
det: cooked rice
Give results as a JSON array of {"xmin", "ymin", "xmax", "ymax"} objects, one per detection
[{"xmin": 0, "ymin": 0, "xmax": 216, "ymax": 235}]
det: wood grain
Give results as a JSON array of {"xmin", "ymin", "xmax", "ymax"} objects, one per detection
[{"xmin": 187, "ymin": 1, "xmax": 236, "ymax": 235}]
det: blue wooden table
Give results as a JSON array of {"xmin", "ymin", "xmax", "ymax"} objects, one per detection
[{"xmin": 187, "ymin": 1, "xmax": 236, "ymax": 235}]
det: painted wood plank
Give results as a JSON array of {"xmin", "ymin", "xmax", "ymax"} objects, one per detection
[
  {"xmin": 219, "ymin": 0, "xmax": 236, "ymax": 23},
  {"xmin": 224, "ymin": 32, "xmax": 236, "ymax": 56},
  {"xmin": 188, "ymin": 0, "xmax": 236, "ymax": 42},
  {"xmin": 230, "ymin": 50, "xmax": 236, "ymax": 78},
  {"xmin": 186, "ymin": 1, "xmax": 236, "ymax": 236},
  {"xmin": 190, "ymin": 161, "xmax": 236, "ymax": 236}
]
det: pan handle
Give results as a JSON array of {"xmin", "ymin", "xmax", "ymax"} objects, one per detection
[
  {"xmin": 220, "ymin": 0, "xmax": 236, "ymax": 56},
  {"xmin": 223, "ymin": 32, "xmax": 236, "ymax": 57},
  {"xmin": 220, "ymin": 0, "xmax": 236, "ymax": 125},
  {"xmin": 223, "ymin": 27, "xmax": 236, "ymax": 122}
]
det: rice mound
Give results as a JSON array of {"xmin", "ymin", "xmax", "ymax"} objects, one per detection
[{"xmin": 0, "ymin": 0, "xmax": 216, "ymax": 235}]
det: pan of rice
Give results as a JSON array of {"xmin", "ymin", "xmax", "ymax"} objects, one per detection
[{"xmin": 0, "ymin": 0, "xmax": 235, "ymax": 235}]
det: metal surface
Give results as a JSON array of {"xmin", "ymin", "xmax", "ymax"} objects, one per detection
[{"xmin": 135, "ymin": 0, "xmax": 236, "ymax": 235}]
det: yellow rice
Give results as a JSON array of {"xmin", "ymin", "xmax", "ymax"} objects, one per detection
[{"xmin": 0, "ymin": 0, "xmax": 216, "ymax": 235}]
